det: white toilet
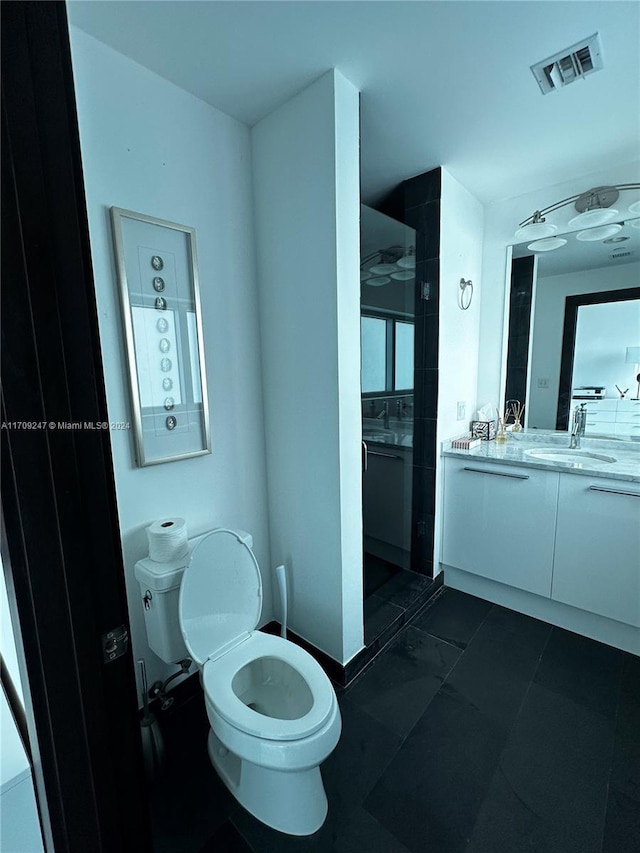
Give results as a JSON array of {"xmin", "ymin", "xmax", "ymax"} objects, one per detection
[{"xmin": 134, "ymin": 528, "xmax": 341, "ymax": 836}]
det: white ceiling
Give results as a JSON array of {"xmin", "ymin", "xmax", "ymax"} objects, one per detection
[{"xmin": 68, "ymin": 1, "xmax": 640, "ymax": 206}]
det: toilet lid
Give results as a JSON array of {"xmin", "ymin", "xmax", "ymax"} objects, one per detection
[{"xmin": 179, "ymin": 529, "xmax": 262, "ymax": 666}]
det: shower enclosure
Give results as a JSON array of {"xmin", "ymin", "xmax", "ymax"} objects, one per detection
[{"xmin": 360, "ymin": 205, "xmax": 430, "ymax": 645}]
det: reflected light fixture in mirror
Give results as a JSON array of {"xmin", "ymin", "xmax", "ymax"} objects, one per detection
[
  {"xmin": 527, "ymin": 237, "xmax": 567, "ymax": 252},
  {"xmin": 576, "ymin": 223, "xmax": 623, "ymax": 242},
  {"xmin": 361, "ymin": 245, "xmax": 416, "ymax": 287}
]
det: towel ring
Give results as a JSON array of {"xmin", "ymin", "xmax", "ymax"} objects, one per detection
[{"xmin": 458, "ymin": 278, "xmax": 473, "ymax": 310}]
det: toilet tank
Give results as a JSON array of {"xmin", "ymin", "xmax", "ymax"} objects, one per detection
[
  {"xmin": 134, "ymin": 551, "xmax": 191, "ymax": 664},
  {"xmin": 134, "ymin": 530, "xmax": 253, "ymax": 664}
]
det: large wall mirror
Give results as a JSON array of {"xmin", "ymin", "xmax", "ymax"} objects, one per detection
[{"xmin": 504, "ymin": 207, "xmax": 640, "ymax": 439}]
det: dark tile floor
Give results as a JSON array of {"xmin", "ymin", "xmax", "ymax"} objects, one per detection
[
  {"xmin": 148, "ymin": 587, "xmax": 640, "ymax": 853},
  {"xmin": 363, "ymin": 553, "xmax": 434, "ymax": 646}
]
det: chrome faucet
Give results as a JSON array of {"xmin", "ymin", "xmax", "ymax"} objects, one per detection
[
  {"xmin": 377, "ymin": 400, "xmax": 389, "ymax": 430},
  {"xmin": 569, "ymin": 403, "xmax": 587, "ymax": 449}
]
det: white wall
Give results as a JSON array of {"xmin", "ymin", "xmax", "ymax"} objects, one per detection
[
  {"xmin": 528, "ymin": 264, "xmax": 640, "ymax": 428},
  {"xmin": 69, "ymin": 28, "xmax": 272, "ymax": 695},
  {"xmin": 435, "ymin": 169, "xmax": 484, "ymax": 570},
  {"xmin": 478, "ymin": 161, "xmax": 640, "ymax": 413},
  {"xmin": 252, "ymin": 70, "xmax": 363, "ymax": 664}
]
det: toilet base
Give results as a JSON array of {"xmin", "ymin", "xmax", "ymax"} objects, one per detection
[{"xmin": 207, "ymin": 729, "xmax": 328, "ymax": 836}]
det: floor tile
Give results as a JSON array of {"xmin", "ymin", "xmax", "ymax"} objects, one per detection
[
  {"xmin": 345, "ymin": 626, "xmax": 461, "ymax": 739},
  {"xmin": 442, "ymin": 605, "xmax": 552, "ymax": 727},
  {"xmin": 364, "ymin": 606, "xmax": 552, "ymax": 853},
  {"xmin": 533, "ymin": 626, "xmax": 624, "ymax": 720},
  {"xmin": 364, "ymin": 595, "xmax": 404, "ymax": 645},
  {"xmin": 375, "ymin": 568, "xmax": 434, "ymax": 610},
  {"xmin": 198, "ymin": 821, "xmax": 255, "ymax": 852},
  {"xmin": 610, "ymin": 653, "xmax": 640, "ymax": 802},
  {"xmin": 333, "ymin": 807, "xmax": 413, "ymax": 853},
  {"xmin": 412, "ymin": 588, "xmax": 492, "ymax": 648},
  {"xmin": 467, "ymin": 682, "xmax": 616, "ymax": 853},
  {"xmin": 365, "ymin": 688, "xmax": 509, "ymax": 853},
  {"xmin": 324, "ymin": 694, "xmax": 403, "ymax": 813},
  {"xmin": 602, "ymin": 786, "xmax": 640, "ymax": 853}
]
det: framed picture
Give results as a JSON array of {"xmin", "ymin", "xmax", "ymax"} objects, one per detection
[{"xmin": 110, "ymin": 207, "xmax": 211, "ymax": 466}]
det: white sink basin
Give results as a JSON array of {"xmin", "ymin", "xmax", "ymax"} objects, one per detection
[{"xmin": 524, "ymin": 448, "xmax": 617, "ymax": 467}]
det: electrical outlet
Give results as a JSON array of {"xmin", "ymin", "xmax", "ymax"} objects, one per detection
[
  {"xmin": 457, "ymin": 401, "xmax": 466, "ymax": 421},
  {"xmin": 537, "ymin": 377, "xmax": 550, "ymax": 389}
]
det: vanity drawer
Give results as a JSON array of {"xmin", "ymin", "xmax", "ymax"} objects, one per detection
[
  {"xmin": 585, "ymin": 410, "xmax": 616, "ymax": 423},
  {"xmin": 575, "ymin": 399, "xmax": 617, "ymax": 413},
  {"xmin": 615, "ymin": 410, "xmax": 640, "ymax": 425},
  {"xmin": 441, "ymin": 458, "xmax": 558, "ymax": 597},
  {"xmin": 552, "ymin": 475, "xmax": 640, "ymax": 627},
  {"xmin": 615, "ymin": 423, "xmax": 640, "ymax": 438}
]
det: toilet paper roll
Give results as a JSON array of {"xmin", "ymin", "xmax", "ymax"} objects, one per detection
[{"xmin": 146, "ymin": 517, "xmax": 189, "ymax": 563}]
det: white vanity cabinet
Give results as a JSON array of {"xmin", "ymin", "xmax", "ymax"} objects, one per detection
[
  {"xmin": 551, "ymin": 476, "xmax": 640, "ymax": 626},
  {"xmin": 441, "ymin": 458, "xmax": 559, "ymax": 597}
]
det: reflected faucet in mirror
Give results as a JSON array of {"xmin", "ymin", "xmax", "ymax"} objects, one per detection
[{"xmin": 376, "ymin": 400, "xmax": 390, "ymax": 429}]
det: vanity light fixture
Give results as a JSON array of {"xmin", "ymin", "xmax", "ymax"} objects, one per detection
[{"xmin": 515, "ymin": 183, "xmax": 640, "ymax": 240}]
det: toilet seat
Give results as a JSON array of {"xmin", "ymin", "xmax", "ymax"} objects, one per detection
[
  {"xmin": 179, "ymin": 529, "xmax": 335, "ymax": 744},
  {"xmin": 202, "ymin": 632, "xmax": 335, "ymax": 741}
]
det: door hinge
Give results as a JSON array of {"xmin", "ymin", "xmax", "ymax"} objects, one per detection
[{"xmin": 102, "ymin": 625, "xmax": 129, "ymax": 663}]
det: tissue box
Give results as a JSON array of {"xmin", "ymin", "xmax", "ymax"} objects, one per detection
[{"xmin": 471, "ymin": 420, "xmax": 496, "ymax": 441}]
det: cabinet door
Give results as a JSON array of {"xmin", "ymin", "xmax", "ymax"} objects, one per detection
[
  {"xmin": 552, "ymin": 476, "xmax": 640, "ymax": 626},
  {"xmin": 442, "ymin": 458, "xmax": 559, "ymax": 596},
  {"xmin": 363, "ymin": 447, "xmax": 412, "ymax": 551}
]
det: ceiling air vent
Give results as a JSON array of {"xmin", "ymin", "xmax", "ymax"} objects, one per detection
[
  {"xmin": 531, "ymin": 33, "xmax": 603, "ymax": 94},
  {"xmin": 609, "ymin": 250, "xmax": 633, "ymax": 260}
]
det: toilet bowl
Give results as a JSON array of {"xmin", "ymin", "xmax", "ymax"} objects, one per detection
[{"xmin": 178, "ymin": 529, "xmax": 341, "ymax": 836}]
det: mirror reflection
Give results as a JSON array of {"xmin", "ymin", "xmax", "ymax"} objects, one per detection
[
  {"xmin": 508, "ymin": 214, "xmax": 640, "ymax": 438},
  {"xmin": 360, "ymin": 204, "xmax": 416, "ymax": 575}
]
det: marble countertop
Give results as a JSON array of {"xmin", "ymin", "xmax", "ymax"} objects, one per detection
[{"xmin": 442, "ymin": 429, "xmax": 640, "ymax": 483}]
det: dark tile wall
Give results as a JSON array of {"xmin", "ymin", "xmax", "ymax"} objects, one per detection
[
  {"xmin": 381, "ymin": 167, "xmax": 441, "ymax": 577},
  {"xmin": 504, "ymin": 255, "xmax": 535, "ymax": 412}
]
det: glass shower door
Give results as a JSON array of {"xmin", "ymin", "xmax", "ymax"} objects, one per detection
[{"xmin": 360, "ymin": 204, "xmax": 419, "ymax": 644}]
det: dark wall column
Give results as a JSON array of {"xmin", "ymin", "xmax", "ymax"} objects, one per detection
[{"xmin": 381, "ymin": 167, "xmax": 441, "ymax": 576}]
